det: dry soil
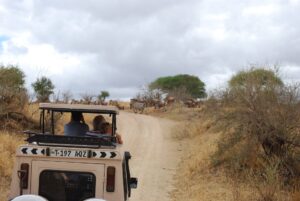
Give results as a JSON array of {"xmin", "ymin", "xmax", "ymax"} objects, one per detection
[{"xmin": 118, "ymin": 112, "xmax": 182, "ymax": 201}]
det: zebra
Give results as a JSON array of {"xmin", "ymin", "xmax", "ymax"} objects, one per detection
[{"xmin": 132, "ymin": 101, "xmax": 145, "ymax": 113}]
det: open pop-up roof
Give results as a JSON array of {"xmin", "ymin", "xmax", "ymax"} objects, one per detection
[{"xmin": 39, "ymin": 103, "xmax": 119, "ymax": 114}]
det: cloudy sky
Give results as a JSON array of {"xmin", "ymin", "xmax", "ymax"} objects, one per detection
[{"xmin": 0, "ymin": 0, "xmax": 300, "ymax": 99}]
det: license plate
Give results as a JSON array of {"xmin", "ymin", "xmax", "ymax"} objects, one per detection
[{"xmin": 50, "ymin": 148, "xmax": 89, "ymax": 158}]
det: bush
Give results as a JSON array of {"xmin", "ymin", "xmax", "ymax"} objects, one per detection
[
  {"xmin": 206, "ymin": 68, "xmax": 300, "ymax": 185},
  {"xmin": 0, "ymin": 65, "xmax": 28, "ymax": 117}
]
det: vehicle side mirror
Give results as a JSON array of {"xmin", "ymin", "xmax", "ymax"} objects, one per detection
[
  {"xmin": 124, "ymin": 152, "xmax": 131, "ymax": 160},
  {"xmin": 129, "ymin": 177, "xmax": 138, "ymax": 189}
]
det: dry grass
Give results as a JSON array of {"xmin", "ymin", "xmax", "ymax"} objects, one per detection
[
  {"xmin": 147, "ymin": 103, "xmax": 203, "ymax": 122},
  {"xmin": 171, "ymin": 119, "xmax": 246, "ymax": 201},
  {"xmin": 170, "ymin": 115, "xmax": 295, "ymax": 201},
  {"xmin": 149, "ymin": 97, "xmax": 299, "ymax": 201},
  {"xmin": 0, "ymin": 132, "xmax": 24, "ymax": 201},
  {"xmin": 291, "ymin": 191, "xmax": 300, "ymax": 201},
  {"xmin": 148, "ymin": 105, "xmax": 233, "ymax": 200},
  {"xmin": 0, "ymin": 104, "xmax": 39, "ymax": 200}
]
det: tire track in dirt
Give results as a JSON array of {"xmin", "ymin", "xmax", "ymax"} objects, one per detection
[{"xmin": 118, "ymin": 112, "xmax": 181, "ymax": 201}]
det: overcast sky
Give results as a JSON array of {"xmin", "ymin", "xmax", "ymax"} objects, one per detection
[{"xmin": 0, "ymin": 0, "xmax": 300, "ymax": 100}]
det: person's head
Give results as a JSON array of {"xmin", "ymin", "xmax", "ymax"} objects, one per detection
[
  {"xmin": 93, "ymin": 115, "xmax": 106, "ymax": 131},
  {"xmin": 101, "ymin": 122, "xmax": 112, "ymax": 134},
  {"xmin": 71, "ymin": 112, "xmax": 84, "ymax": 123}
]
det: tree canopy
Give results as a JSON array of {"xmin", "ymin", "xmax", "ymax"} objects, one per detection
[
  {"xmin": 149, "ymin": 74, "xmax": 206, "ymax": 98},
  {"xmin": 0, "ymin": 65, "xmax": 27, "ymax": 114},
  {"xmin": 98, "ymin": 91, "xmax": 110, "ymax": 102},
  {"xmin": 229, "ymin": 68, "xmax": 283, "ymax": 88},
  {"xmin": 32, "ymin": 76, "xmax": 55, "ymax": 102},
  {"xmin": 0, "ymin": 65, "xmax": 25, "ymax": 89}
]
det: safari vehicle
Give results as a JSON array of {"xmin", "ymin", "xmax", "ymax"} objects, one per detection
[{"xmin": 9, "ymin": 103, "xmax": 137, "ymax": 201}]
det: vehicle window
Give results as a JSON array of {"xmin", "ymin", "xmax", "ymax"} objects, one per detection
[{"xmin": 39, "ymin": 170, "xmax": 96, "ymax": 201}]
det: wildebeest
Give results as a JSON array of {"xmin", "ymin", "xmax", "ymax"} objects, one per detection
[
  {"xmin": 109, "ymin": 100, "xmax": 124, "ymax": 110},
  {"xmin": 165, "ymin": 96, "xmax": 175, "ymax": 105},
  {"xmin": 71, "ymin": 99, "xmax": 80, "ymax": 104},
  {"xmin": 153, "ymin": 99, "xmax": 165, "ymax": 109},
  {"xmin": 184, "ymin": 99, "xmax": 197, "ymax": 108}
]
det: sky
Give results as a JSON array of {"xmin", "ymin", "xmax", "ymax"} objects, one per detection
[{"xmin": 0, "ymin": 0, "xmax": 300, "ymax": 100}]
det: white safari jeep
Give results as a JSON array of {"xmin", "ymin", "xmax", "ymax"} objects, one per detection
[{"xmin": 9, "ymin": 103, "xmax": 137, "ymax": 201}]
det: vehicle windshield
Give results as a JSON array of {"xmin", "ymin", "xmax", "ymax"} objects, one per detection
[{"xmin": 40, "ymin": 111, "xmax": 116, "ymax": 136}]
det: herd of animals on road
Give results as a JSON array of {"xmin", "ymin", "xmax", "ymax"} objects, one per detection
[{"xmin": 50, "ymin": 96, "xmax": 203, "ymax": 113}]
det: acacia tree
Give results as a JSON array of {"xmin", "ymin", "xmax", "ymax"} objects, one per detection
[
  {"xmin": 98, "ymin": 91, "xmax": 110, "ymax": 102},
  {"xmin": 80, "ymin": 93, "xmax": 94, "ymax": 103},
  {"xmin": 32, "ymin": 76, "xmax": 55, "ymax": 102},
  {"xmin": 149, "ymin": 74, "xmax": 206, "ymax": 99},
  {"xmin": 62, "ymin": 90, "xmax": 72, "ymax": 103}
]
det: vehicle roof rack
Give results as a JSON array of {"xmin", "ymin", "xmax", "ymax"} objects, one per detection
[
  {"xmin": 39, "ymin": 103, "xmax": 119, "ymax": 114},
  {"xmin": 25, "ymin": 133, "xmax": 116, "ymax": 148}
]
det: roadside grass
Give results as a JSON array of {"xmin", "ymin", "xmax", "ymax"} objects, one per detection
[
  {"xmin": 0, "ymin": 104, "xmax": 39, "ymax": 200},
  {"xmin": 0, "ymin": 132, "xmax": 24, "ymax": 201},
  {"xmin": 147, "ymin": 103, "xmax": 203, "ymax": 122},
  {"xmin": 170, "ymin": 116, "xmax": 247, "ymax": 201},
  {"xmin": 149, "ymin": 103, "xmax": 299, "ymax": 201},
  {"xmin": 150, "ymin": 105, "xmax": 235, "ymax": 200},
  {"xmin": 170, "ymin": 113, "xmax": 293, "ymax": 201}
]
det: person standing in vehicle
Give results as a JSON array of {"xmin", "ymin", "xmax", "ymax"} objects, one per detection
[
  {"xmin": 92, "ymin": 115, "xmax": 106, "ymax": 132},
  {"xmin": 101, "ymin": 122, "xmax": 123, "ymax": 144},
  {"xmin": 64, "ymin": 112, "xmax": 89, "ymax": 136},
  {"xmin": 92, "ymin": 115, "xmax": 123, "ymax": 144}
]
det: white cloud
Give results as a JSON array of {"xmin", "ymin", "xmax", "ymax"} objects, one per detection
[
  {"xmin": 242, "ymin": 4, "xmax": 280, "ymax": 17},
  {"xmin": 0, "ymin": 0, "xmax": 300, "ymax": 99},
  {"xmin": 289, "ymin": 0, "xmax": 300, "ymax": 5}
]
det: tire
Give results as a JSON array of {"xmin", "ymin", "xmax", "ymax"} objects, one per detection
[{"xmin": 12, "ymin": 195, "xmax": 47, "ymax": 201}]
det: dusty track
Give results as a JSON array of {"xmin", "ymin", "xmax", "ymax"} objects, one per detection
[{"xmin": 118, "ymin": 112, "xmax": 181, "ymax": 201}]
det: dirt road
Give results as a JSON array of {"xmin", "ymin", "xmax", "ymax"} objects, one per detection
[{"xmin": 117, "ymin": 112, "xmax": 181, "ymax": 201}]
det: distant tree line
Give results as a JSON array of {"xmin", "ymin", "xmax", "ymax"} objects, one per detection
[{"xmin": 0, "ymin": 65, "xmax": 111, "ymax": 106}]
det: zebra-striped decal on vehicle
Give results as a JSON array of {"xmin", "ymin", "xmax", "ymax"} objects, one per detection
[
  {"xmin": 21, "ymin": 147, "xmax": 45, "ymax": 156},
  {"xmin": 19, "ymin": 146, "xmax": 119, "ymax": 159},
  {"xmin": 92, "ymin": 151, "xmax": 117, "ymax": 158}
]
